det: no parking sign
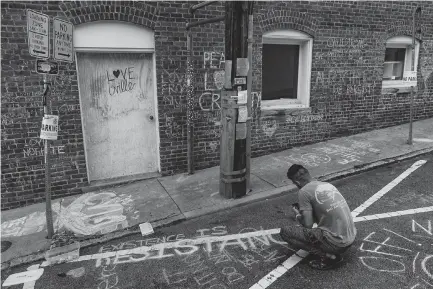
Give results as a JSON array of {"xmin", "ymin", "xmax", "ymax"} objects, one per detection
[{"xmin": 40, "ymin": 115, "xmax": 59, "ymax": 140}]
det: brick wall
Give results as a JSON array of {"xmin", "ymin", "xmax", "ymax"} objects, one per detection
[{"xmin": 1, "ymin": 1, "xmax": 433, "ymax": 210}]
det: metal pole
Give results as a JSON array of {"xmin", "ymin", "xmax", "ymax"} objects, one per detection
[
  {"xmin": 186, "ymin": 16, "xmax": 225, "ymax": 30},
  {"xmin": 189, "ymin": 1, "xmax": 218, "ymax": 15},
  {"xmin": 408, "ymin": 6, "xmax": 421, "ymax": 145},
  {"xmin": 43, "ymin": 75, "xmax": 54, "ymax": 238},
  {"xmin": 246, "ymin": 5, "xmax": 253, "ymax": 193},
  {"xmin": 186, "ymin": 31, "xmax": 194, "ymax": 174}
]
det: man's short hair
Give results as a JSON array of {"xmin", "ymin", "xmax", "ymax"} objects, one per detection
[{"xmin": 287, "ymin": 164, "xmax": 307, "ymax": 179}]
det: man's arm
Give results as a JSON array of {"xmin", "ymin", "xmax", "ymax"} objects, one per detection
[
  {"xmin": 296, "ymin": 210, "xmax": 314, "ymax": 228},
  {"xmin": 296, "ymin": 189, "xmax": 315, "ymax": 228}
]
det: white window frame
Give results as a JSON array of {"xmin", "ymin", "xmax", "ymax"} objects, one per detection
[
  {"xmin": 382, "ymin": 36, "xmax": 420, "ymax": 89},
  {"xmin": 261, "ymin": 30, "xmax": 313, "ymax": 110}
]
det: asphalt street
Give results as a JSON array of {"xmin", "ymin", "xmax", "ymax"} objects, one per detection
[{"xmin": 2, "ymin": 153, "xmax": 433, "ymax": 289}]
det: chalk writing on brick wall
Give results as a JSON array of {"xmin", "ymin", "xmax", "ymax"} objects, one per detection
[
  {"xmin": 314, "ymin": 69, "xmax": 382, "ymax": 96},
  {"xmin": 421, "ymin": 41, "xmax": 433, "ymax": 90},
  {"xmin": 163, "ymin": 113, "xmax": 185, "ymax": 139},
  {"xmin": 58, "ymin": 104, "xmax": 80, "ymax": 114},
  {"xmin": 261, "ymin": 120, "xmax": 277, "ymax": 137},
  {"xmin": 22, "ymin": 138, "xmax": 65, "ymax": 158},
  {"xmin": 285, "ymin": 114, "xmax": 324, "ymax": 124},
  {"xmin": 0, "ymin": 191, "xmax": 140, "ymax": 237},
  {"xmin": 1, "ymin": 107, "xmax": 32, "ymax": 126},
  {"xmin": 315, "ymin": 37, "xmax": 369, "ymax": 67},
  {"xmin": 358, "ymin": 219, "xmax": 432, "ymax": 289}
]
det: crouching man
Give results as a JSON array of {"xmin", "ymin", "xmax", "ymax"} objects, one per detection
[{"xmin": 281, "ymin": 164, "xmax": 357, "ymax": 270}]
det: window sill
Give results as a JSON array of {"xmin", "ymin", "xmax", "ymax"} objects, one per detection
[
  {"xmin": 261, "ymin": 105, "xmax": 311, "ymax": 117},
  {"xmin": 381, "ymin": 81, "xmax": 418, "ymax": 94}
]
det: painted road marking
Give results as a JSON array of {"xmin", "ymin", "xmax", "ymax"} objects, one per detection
[
  {"xmin": 34, "ymin": 159, "xmax": 429, "ymax": 288},
  {"xmin": 250, "ymin": 159, "xmax": 427, "ymax": 289},
  {"xmin": 2, "ymin": 269, "xmax": 44, "ymax": 287},
  {"xmin": 351, "ymin": 159, "xmax": 427, "ymax": 218},
  {"xmin": 22, "ymin": 264, "xmax": 40, "ymax": 289},
  {"xmin": 353, "ymin": 206, "xmax": 433, "ymax": 222},
  {"xmin": 40, "ymin": 228, "xmax": 282, "ymax": 267}
]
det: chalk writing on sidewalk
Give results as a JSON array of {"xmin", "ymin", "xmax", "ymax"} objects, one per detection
[
  {"xmin": 0, "ymin": 191, "xmax": 139, "ymax": 238},
  {"xmin": 358, "ymin": 219, "xmax": 432, "ymax": 289},
  {"xmin": 285, "ymin": 140, "xmax": 380, "ymax": 167}
]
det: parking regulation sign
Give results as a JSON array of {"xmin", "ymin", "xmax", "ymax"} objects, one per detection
[
  {"xmin": 53, "ymin": 17, "xmax": 74, "ymax": 62},
  {"xmin": 27, "ymin": 10, "xmax": 50, "ymax": 59}
]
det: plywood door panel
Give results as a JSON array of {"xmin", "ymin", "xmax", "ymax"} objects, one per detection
[{"xmin": 77, "ymin": 52, "xmax": 157, "ymax": 181}]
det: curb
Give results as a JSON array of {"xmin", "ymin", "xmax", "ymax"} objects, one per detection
[{"xmin": 2, "ymin": 146, "xmax": 432, "ymax": 271}]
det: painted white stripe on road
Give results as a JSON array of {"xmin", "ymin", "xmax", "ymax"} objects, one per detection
[
  {"xmin": 22, "ymin": 264, "xmax": 40, "ymax": 289},
  {"xmin": 351, "ymin": 159, "xmax": 427, "ymax": 218},
  {"xmin": 353, "ymin": 206, "xmax": 433, "ymax": 222},
  {"xmin": 250, "ymin": 159, "xmax": 427, "ymax": 289},
  {"xmin": 41, "ymin": 228, "xmax": 282, "ymax": 267}
]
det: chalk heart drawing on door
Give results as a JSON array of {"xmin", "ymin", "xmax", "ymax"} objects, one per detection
[{"xmin": 0, "ymin": 191, "xmax": 139, "ymax": 238}]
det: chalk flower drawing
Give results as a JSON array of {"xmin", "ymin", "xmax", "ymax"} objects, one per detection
[{"xmin": 0, "ymin": 191, "xmax": 138, "ymax": 237}]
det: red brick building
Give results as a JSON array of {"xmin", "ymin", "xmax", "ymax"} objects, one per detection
[{"xmin": 2, "ymin": 1, "xmax": 433, "ymax": 210}]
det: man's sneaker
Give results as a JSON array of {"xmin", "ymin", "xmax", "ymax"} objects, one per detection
[{"xmin": 308, "ymin": 254, "xmax": 344, "ymax": 270}]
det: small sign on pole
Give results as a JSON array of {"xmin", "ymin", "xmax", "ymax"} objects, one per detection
[
  {"xmin": 403, "ymin": 71, "xmax": 417, "ymax": 85},
  {"xmin": 27, "ymin": 9, "xmax": 50, "ymax": 59},
  {"xmin": 36, "ymin": 59, "xmax": 59, "ymax": 75},
  {"xmin": 40, "ymin": 115, "xmax": 59, "ymax": 140},
  {"xmin": 238, "ymin": 105, "xmax": 248, "ymax": 123},
  {"xmin": 234, "ymin": 77, "xmax": 246, "ymax": 85},
  {"xmin": 53, "ymin": 17, "xmax": 74, "ymax": 63}
]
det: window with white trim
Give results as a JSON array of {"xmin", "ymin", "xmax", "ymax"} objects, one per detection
[
  {"xmin": 382, "ymin": 36, "xmax": 419, "ymax": 88},
  {"xmin": 261, "ymin": 30, "xmax": 313, "ymax": 110}
]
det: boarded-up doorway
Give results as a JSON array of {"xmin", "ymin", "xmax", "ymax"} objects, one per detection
[{"xmin": 77, "ymin": 52, "xmax": 158, "ymax": 182}]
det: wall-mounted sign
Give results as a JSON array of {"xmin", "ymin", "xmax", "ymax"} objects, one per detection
[
  {"xmin": 40, "ymin": 115, "xmax": 59, "ymax": 140},
  {"xmin": 237, "ymin": 90, "xmax": 247, "ymax": 104},
  {"xmin": 36, "ymin": 59, "xmax": 59, "ymax": 75},
  {"xmin": 238, "ymin": 105, "xmax": 248, "ymax": 123},
  {"xmin": 27, "ymin": 10, "xmax": 50, "ymax": 59},
  {"xmin": 53, "ymin": 17, "xmax": 74, "ymax": 63},
  {"xmin": 236, "ymin": 123, "xmax": 247, "ymax": 140},
  {"xmin": 236, "ymin": 58, "xmax": 249, "ymax": 77},
  {"xmin": 403, "ymin": 71, "xmax": 417, "ymax": 85},
  {"xmin": 234, "ymin": 77, "xmax": 246, "ymax": 85}
]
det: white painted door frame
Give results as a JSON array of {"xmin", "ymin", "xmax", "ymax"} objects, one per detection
[{"xmin": 73, "ymin": 21, "xmax": 160, "ymax": 182}]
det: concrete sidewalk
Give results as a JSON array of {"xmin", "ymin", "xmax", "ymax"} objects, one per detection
[{"xmin": 2, "ymin": 118, "xmax": 433, "ymax": 269}]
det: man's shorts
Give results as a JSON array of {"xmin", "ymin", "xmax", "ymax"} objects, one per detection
[{"xmin": 280, "ymin": 225, "xmax": 352, "ymax": 255}]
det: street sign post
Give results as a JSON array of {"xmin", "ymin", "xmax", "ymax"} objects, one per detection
[
  {"xmin": 36, "ymin": 59, "xmax": 59, "ymax": 75},
  {"xmin": 27, "ymin": 9, "xmax": 49, "ymax": 59},
  {"xmin": 53, "ymin": 17, "xmax": 74, "ymax": 63}
]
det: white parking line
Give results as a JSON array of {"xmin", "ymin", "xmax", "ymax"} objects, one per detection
[
  {"xmin": 353, "ymin": 206, "xmax": 433, "ymax": 222},
  {"xmin": 250, "ymin": 159, "xmax": 427, "ymax": 289},
  {"xmin": 351, "ymin": 159, "xmax": 427, "ymax": 218}
]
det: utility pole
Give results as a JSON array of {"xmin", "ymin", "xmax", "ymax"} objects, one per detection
[{"xmin": 220, "ymin": 1, "xmax": 254, "ymax": 198}]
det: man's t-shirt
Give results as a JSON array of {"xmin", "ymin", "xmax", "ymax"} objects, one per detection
[{"xmin": 298, "ymin": 180, "xmax": 356, "ymax": 247}]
